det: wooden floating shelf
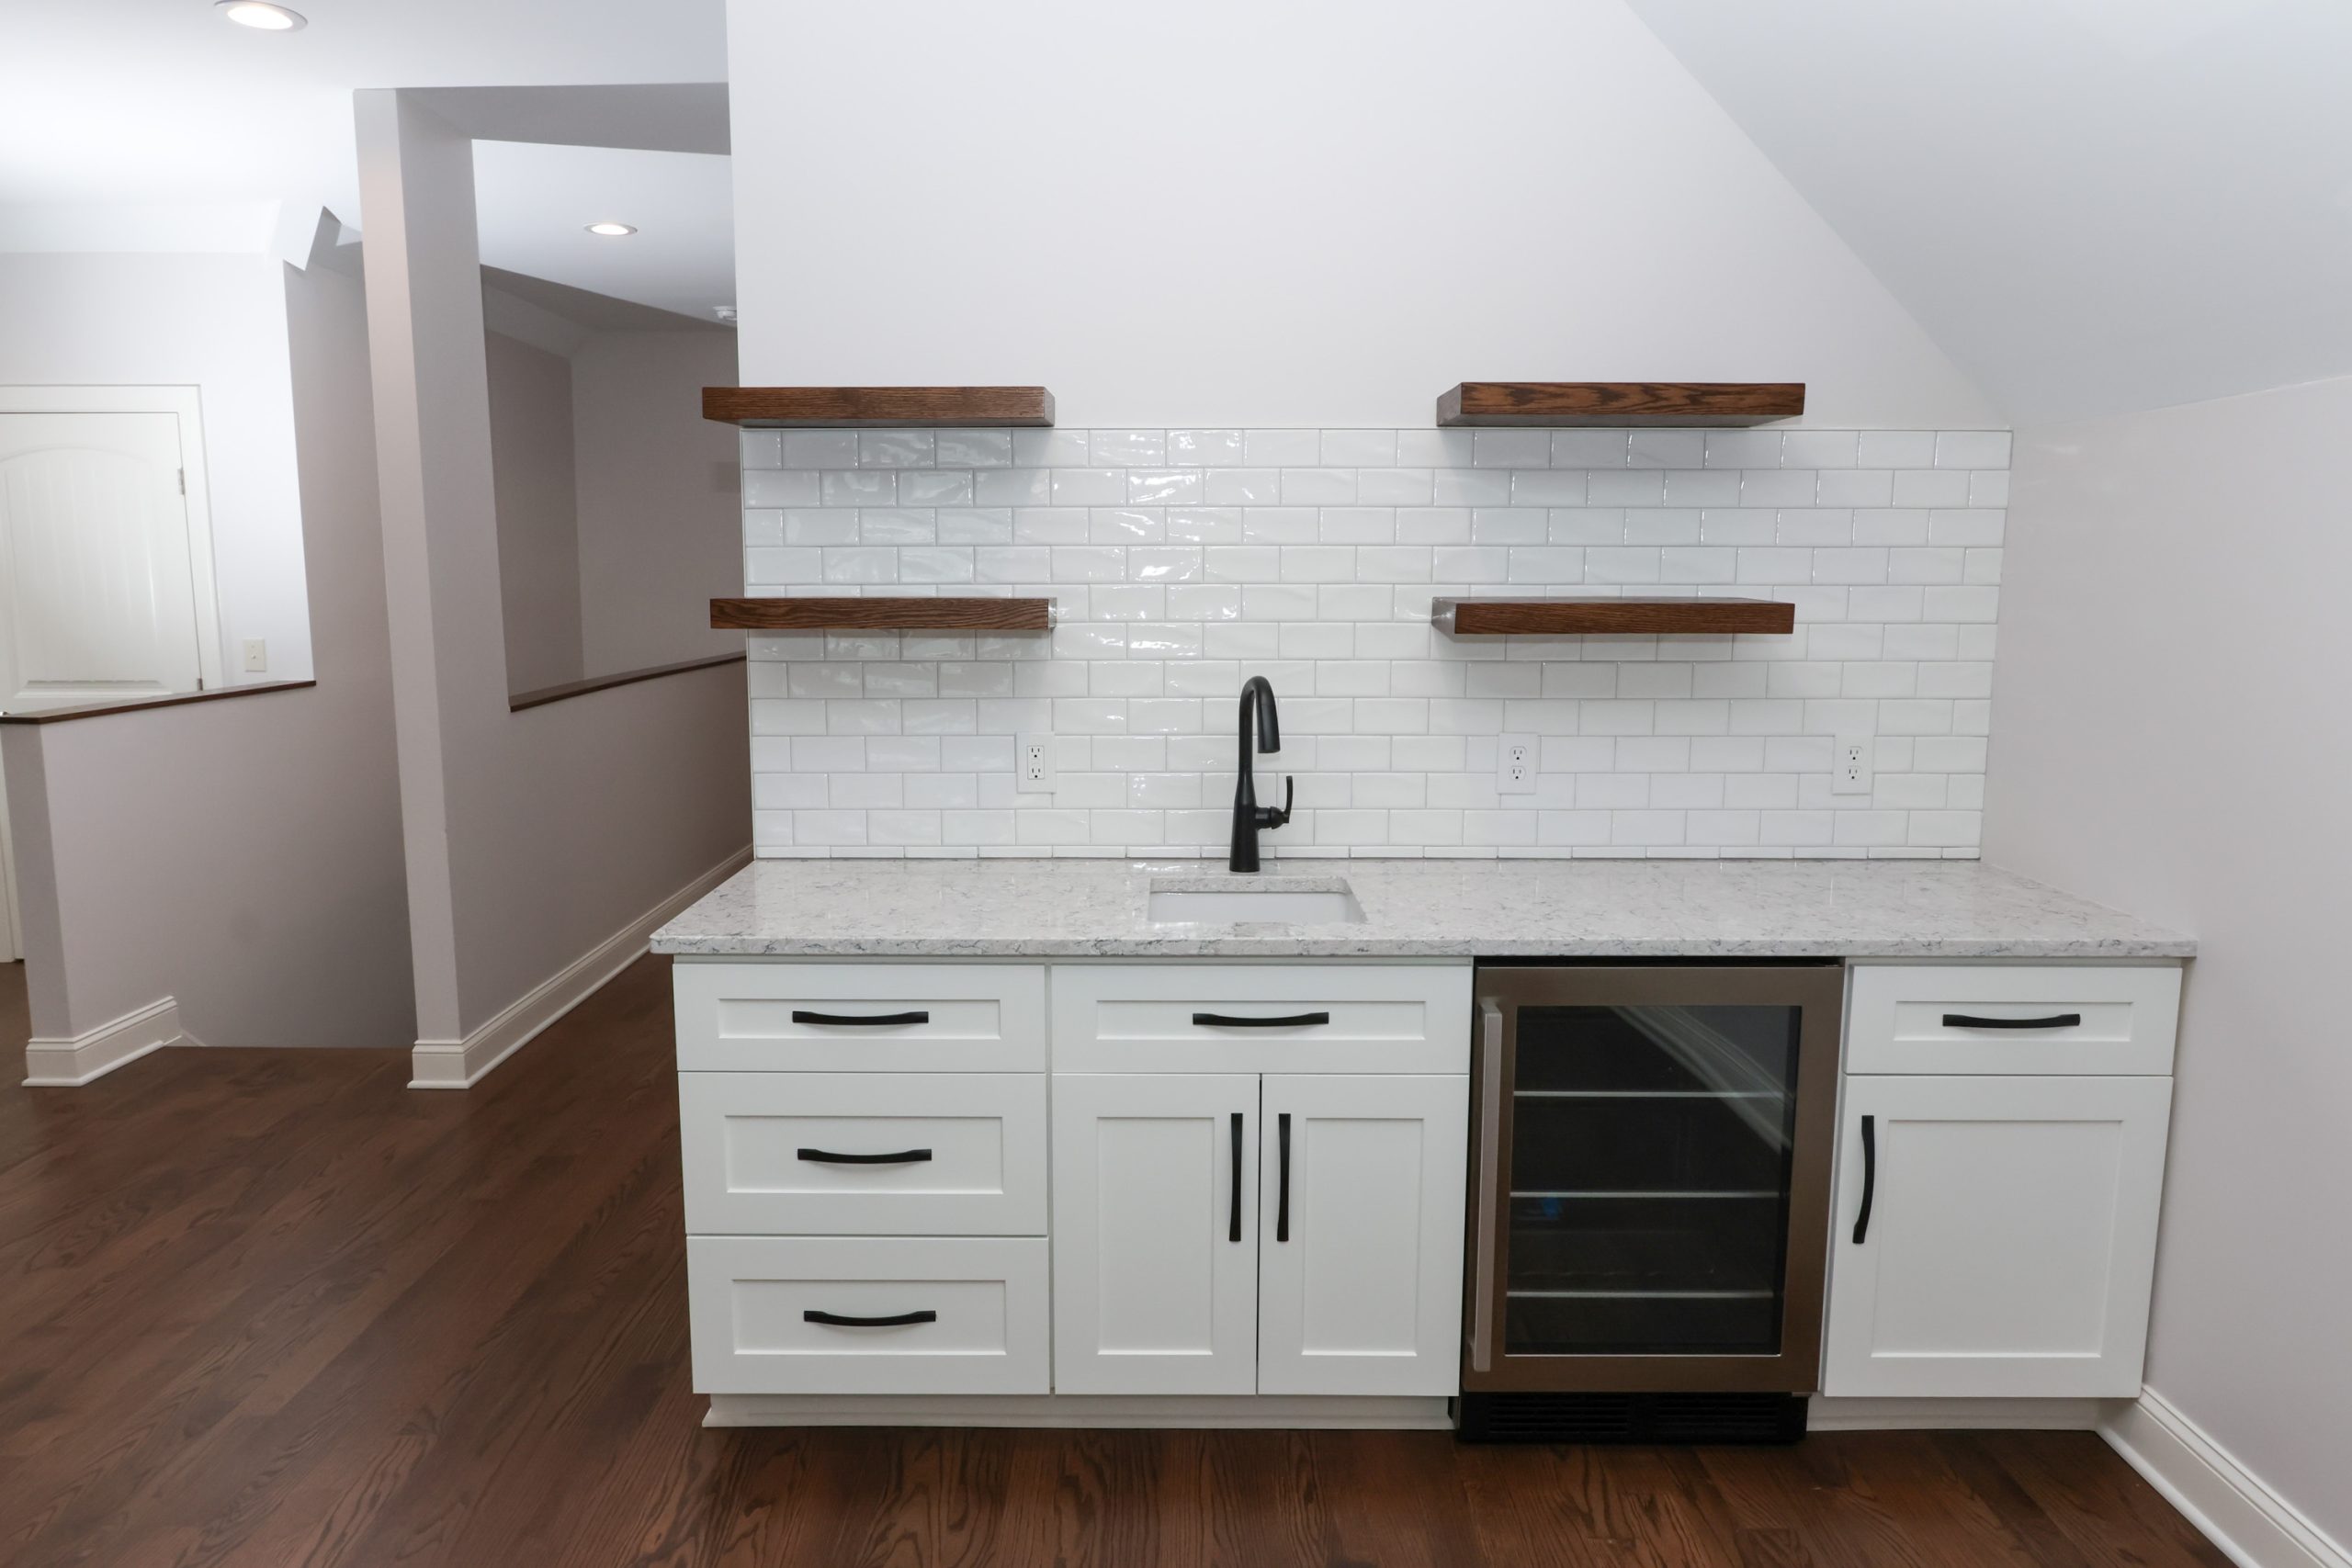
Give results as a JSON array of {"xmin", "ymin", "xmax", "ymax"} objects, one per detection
[
  {"xmin": 711, "ymin": 596, "xmax": 1055, "ymax": 632},
  {"xmin": 703, "ymin": 387, "xmax": 1055, "ymax": 428},
  {"xmin": 1435, "ymin": 382, "xmax": 1805, "ymax": 428},
  {"xmin": 1432, "ymin": 596, "xmax": 1796, "ymax": 637}
]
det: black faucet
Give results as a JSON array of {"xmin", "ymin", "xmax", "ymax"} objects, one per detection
[{"xmin": 1229, "ymin": 675, "xmax": 1293, "ymax": 872}]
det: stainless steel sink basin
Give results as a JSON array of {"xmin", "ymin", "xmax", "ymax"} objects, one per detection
[{"xmin": 1146, "ymin": 876, "xmax": 1364, "ymax": 924}]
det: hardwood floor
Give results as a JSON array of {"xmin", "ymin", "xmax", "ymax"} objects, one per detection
[{"xmin": 0, "ymin": 953, "xmax": 2230, "ymax": 1568}]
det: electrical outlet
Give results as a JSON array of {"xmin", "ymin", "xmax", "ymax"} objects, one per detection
[
  {"xmin": 241, "ymin": 638, "xmax": 267, "ymax": 672},
  {"xmin": 1497, "ymin": 732, "xmax": 1537, "ymax": 795},
  {"xmin": 1834, "ymin": 735, "xmax": 1873, "ymax": 795},
  {"xmin": 1016, "ymin": 733, "xmax": 1055, "ymax": 793}
]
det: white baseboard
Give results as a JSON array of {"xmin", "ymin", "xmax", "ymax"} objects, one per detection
[
  {"xmin": 409, "ymin": 846, "xmax": 751, "ymax": 1089},
  {"xmin": 1807, "ymin": 1395, "xmax": 2114, "ymax": 1431},
  {"xmin": 22, "ymin": 996, "xmax": 182, "ymax": 1087},
  {"xmin": 2102, "ymin": 1389, "xmax": 2350, "ymax": 1568},
  {"xmin": 704, "ymin": 1393, "xmax": 1453, "ymax": 1430}
]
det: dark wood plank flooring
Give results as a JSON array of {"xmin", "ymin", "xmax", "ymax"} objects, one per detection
[{"xmin": 0, "ymin": 953, "xmax": 2231, "ymax": 1568}]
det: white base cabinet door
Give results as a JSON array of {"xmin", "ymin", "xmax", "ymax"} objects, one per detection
[
  {"xmin": 1257, "ymin": 1075, "xmax": 1468, "ymax": 1395},
  {"xmin": 1824, "ymin": 1074, "xmax": 2172, "ymax": 1398},
  {"xmin": 1051, "ymin": 1073, "xmax": 1260, "ymax": 1394}
]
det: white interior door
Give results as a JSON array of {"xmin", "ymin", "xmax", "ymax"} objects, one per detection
[
  {"xmin": 1258, "ymin": 1074, "xmax": 1469, "ymax": 1395},
  {"xmin": 1823, "ymin": 1073, "xmax": 2172, "ymax": 1398},
  {"xmin": 0, "ymin": 411, "xmax": 206, "ymax": 707},
  {"xmin": 1051, "ymin": 1073, "xmax": 1260, "ymax": 1394}
]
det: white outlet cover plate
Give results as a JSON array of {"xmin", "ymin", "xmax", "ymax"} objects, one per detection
[
  {"xmin": 1016, "ymin": 732, "xmax": 1055, "ymax": 793},
  {"xmin": 1834, "ymin": 734, "xmax": 1872, "ymax": 795},
  {"xmin": 1497, "ymin": 731, "xmax": 1538, "ymax": 795}
]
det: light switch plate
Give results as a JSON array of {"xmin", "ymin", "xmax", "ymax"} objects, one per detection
[{"xmin": 241, "ymin": 638, "xmax": 267, "ymax": 672}]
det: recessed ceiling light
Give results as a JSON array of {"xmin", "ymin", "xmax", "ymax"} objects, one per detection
[
  {"xmin": 217, "ymin": 1, "xmax": 307, "ymax": 30},
  {"xmin": 585, "ymin": 221, "xmax": 637, "ymax": 237}
]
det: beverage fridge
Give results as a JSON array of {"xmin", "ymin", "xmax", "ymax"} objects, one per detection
[{"xmin": 1460, "ymin": 963, "xmax": 1843, "ymax": 1442}]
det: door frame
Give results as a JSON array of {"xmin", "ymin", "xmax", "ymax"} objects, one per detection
[
  {"xmin": 0, "ymin": 752, "xmax": 17, "ymax": 964},
  {"xmin": 0, "ymin": 385, "xmax": 226, "ymax": 693}
]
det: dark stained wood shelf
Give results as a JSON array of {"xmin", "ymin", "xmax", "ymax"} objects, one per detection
[
  {"xmin": 509, "ymin": 651, "xmax": 745, "ymax": 713},
  {"xmin": 711, "ymin": 596, "xmax": 1055, "ymax": 632},
  {"xmin": 1433, "ymin": 596, "xmax": 1796, "ymax": 637},
  {"xmin": 1436, "ymin": 382, "xmax": 1806, "ymax": 427},
  {"xmin": 703, "ymin": 387, "xmax": 1055, "ymax": 427}
]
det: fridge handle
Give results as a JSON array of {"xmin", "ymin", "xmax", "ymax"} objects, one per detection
[{"xmin": 1471, "ymin": 997, "xmax": 1504, "ymax": 1374}]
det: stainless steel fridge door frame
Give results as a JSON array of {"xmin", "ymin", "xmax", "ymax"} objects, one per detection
[{"xmin": 1464, "ymin": 963, "xmax": 1843, "ymax": 1393}]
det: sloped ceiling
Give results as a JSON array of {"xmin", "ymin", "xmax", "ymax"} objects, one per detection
[{"xmin": 1626, "ymin": 0, "xmax": 2352, "ymax": 423}]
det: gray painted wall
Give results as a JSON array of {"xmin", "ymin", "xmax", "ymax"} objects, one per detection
[
  {"xmin": 572, "ymin": 328, "xmax": 741, "ymax": 678},
  {"xmin": 0, "ymin": 259, "xmax": 413, "ymax": 1049},
  {"xmin": 356, "ymin": 87, "xmax": 749, "ymax": 1045},
  {"xmin": 1984, "ymin": 375, "xmax": 2352, "ymax": 1547},
  {"xmin": 485, "ymin": 328, "xmax": 586, "ymax": 692}
]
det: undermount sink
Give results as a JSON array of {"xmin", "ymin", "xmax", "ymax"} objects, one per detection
[{"xmin": 1146, "ymin": 877, "xmax": 1365, "ymax": 925}]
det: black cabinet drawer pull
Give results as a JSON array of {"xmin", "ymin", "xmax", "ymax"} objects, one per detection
[
  {"xmin": 1192, "ymin": 1010, "xmax": 1330, "ymax": 1029},
  {"xmin": 1276, "ymin": 1111, "xmax": 1292, "ymax": 1244},
  {"xmin": 797, "ymin": 1147, "xmax": 933, "ymax": 1165},
  {"xmin": 1852, "ymin": 1115, "xmax": 1876, "ymax": 1245},
  {"xmin": 803, "ymin": 1309, "xmax": 937, "ymax": 1328},
  {"xmin": 791, "ymin": 1009, "xmax": 930, "ymax": 1027},
  {"xmin": 1941, "ymin": 1012, "xmax": 2083, "ymax": 1031},
  {"xmin": 1229, "ymin": 1112, "xmax": 1244, "ymax": 1243}
]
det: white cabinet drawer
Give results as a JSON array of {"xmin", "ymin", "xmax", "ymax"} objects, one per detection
[
  {"xmin": 679, "ymin": 1073, "xmax": 1046, "ymax": 1235},
  {"xmin": 1846, "ymin": 964, "xmax": 2180, "ymax": 1076},
  {"xmin": 1051, "ymin": 963, "xmax": 1473, "ymax": 1074},
  {"xmin": 687, "ymin": 1236, "xmax": 1049, "ymax": 1394},
  {"xmin": 673, "ymin": 961, "xmax": 1045, "ymax": 1072}
]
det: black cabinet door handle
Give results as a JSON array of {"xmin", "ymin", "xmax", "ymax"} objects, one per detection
[
  {"xmin": 797, "ymin": 1147, "xmax": 933, "ymax": 1165},
  {"xmin": 791, "ymin": 1009, "xmax": 930, "ymax": 1027},
  {"xmin": 1192, "ymin": 1010, "xmax": 1330, "ymax": 1029},
  {"xmin": 1941, "ymin": 1012, "xmax": 2082, "ymax": 1030},
  {"xmin": 1276, "ymin": 1111, "xmax": 1292, "ymax": 1243},
  {"xmin": 1852, "ymin": 1114, "xmax": 1876, "ymax": 1245},
  {"xmin": 803, "ymin": 1309, "xmax": 937, "ymax": 1327},
  {"xmin": 1229, "ymin": 1111, "xmax": 1244, "ymax": 1243}
]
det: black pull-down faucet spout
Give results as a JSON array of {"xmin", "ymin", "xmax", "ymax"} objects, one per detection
[{"xmin": 1229, "ymin": 676, "xmax": 1292, "ymax": 873}]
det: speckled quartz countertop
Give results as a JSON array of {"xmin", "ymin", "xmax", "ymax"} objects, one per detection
[{"xmin": 652, "ymin": 859, "xmax": 2192, "ymax": 960}]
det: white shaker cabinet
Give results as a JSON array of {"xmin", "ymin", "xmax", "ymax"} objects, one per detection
[
  {"xmin": 1049, "ymin": 1072, "xmax": 1261, "ymax": 1394},
  {"xmin": 1822, "ymin": 1072, "xmax": 2173, "ymax": 1398},
  {"xmin": 1049, "ymin": 1069, "xmax": 1468, "ymax": 1398},
  {"xmin": 1257, "ymin": 1074, "xmax": 1468, "ymax": 1396}
]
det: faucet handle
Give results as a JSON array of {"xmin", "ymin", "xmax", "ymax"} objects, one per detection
[{"xmin": 1263, "ymin": 775, "xmax": 1293, "ymax": 829}]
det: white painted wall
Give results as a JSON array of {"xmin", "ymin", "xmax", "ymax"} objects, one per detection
[
  {"xmin": 0, "ymin": 251, "xmax": 316, "ymax": 682},
  {"xmin": 571, "ymin": 329, "xmax": 742, "ymax": 676},
  {"xmin": 357, "ymin": 89, "xmax": 750, "ymax": 1049},
  {"xmin": 0, "ymin": 259, "xmax": 413, "ymax": 1050},
  {"xmin": 724, "ymin": 0, "xmax": 1998, "ymax": 430},
  {"xmin": 1984, "ymin": 376, "xmax": 2352, "ymax": 1549}
]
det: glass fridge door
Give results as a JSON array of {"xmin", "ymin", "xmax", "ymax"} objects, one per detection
[{"xmin": 1468, "ymin": 965, "xmax": 1840, "ymax": 1392}]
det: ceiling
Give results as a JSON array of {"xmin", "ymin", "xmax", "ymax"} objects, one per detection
[
  {"xmin": 1625, "ymin": 0, "xmax": 2352, "ymax": 423},
  {"xmin": 0, "ymin": 0, "xmax": 732, "ymax": 313},
  {"xmin": 473, "ymin": 141, "xmax": 733, "ymax": 320}
]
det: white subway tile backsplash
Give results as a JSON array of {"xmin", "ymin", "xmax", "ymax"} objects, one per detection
[{"xmin": 737, "ymin": 426, "xmax": 2004, "ymax": 859}]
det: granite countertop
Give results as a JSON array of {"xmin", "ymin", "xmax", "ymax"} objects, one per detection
[{"xmin": 652, "ymin": 859, "xmax": 2193, "ymax": 960}]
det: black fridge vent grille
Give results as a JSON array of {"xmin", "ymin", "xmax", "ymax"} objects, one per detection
[{"xmin": 1457, "ymin": 1392, "xmax": 1807, "ymax": 1445}]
